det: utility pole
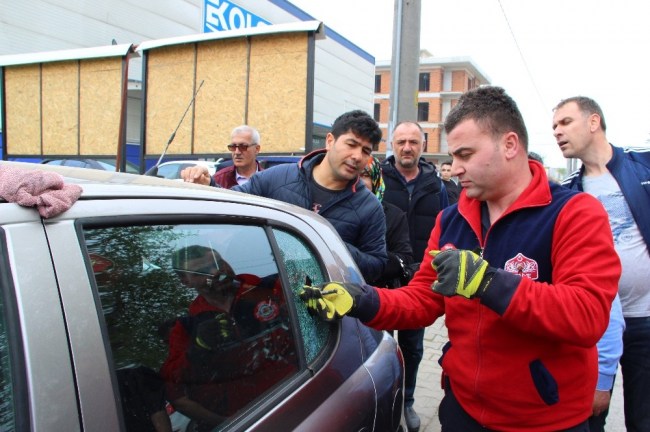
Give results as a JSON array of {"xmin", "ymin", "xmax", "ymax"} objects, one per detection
[{"xmin": 386, "ymin": 0, "xmax": 421, "ymax": 157}]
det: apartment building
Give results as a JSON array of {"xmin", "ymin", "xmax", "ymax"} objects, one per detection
[{"xmin": 374, "ymin": 51, "xmax": 490, "ymax": 162}]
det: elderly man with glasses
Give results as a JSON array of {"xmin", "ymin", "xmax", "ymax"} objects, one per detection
[{"xmin": 181, "ymin": 125, "xmax": 263, "ymax": 188}]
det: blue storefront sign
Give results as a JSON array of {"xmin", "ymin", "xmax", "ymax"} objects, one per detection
[{"xmin": 204, "ymin": 0, "xmax": 270, "ymax": 32}]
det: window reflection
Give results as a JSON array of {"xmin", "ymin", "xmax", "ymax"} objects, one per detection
[
  {"xmin": 84, "ymin": 224, "xmax": 301, "ymax": 431},
  {"xmin": 0, "ymin": 290, "xmax": 15, "ymax": 431}
]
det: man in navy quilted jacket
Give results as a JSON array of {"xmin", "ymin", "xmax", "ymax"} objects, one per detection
[{"xmin": 233, "ymin": 110, "xmax": 387, "ymax": 283}]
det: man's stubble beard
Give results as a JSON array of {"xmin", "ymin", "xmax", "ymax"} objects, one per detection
[{"xmin": 397, "ymin": 157, "xmax": 417, "ymax": 170}]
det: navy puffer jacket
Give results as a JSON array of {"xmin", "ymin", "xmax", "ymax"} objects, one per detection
[{"xmin": 233, "ymin": 150, "xmax": 387, "ymax": 281}]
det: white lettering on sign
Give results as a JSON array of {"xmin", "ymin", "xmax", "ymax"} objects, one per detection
[{"xmin": 204, "ymin": 0, "xmax": 270, "ymax": 33}]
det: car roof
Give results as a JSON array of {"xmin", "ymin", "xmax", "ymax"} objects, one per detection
[
  {"xmin": 41, "ymin": 158, "xmax": 140, "ymax": 173},
  {"xmin": 158, "ymin": 160, "xmax": 219, "ymax": 167},
  {"xmin": 0, "ymin": 161, "xmax": 315, "ymax": 218}
]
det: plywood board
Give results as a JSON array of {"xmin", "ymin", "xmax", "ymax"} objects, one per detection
[
  {"xmin": 193, "ymin": 39, "xmax": 248, "ymax": 154},
  {"xmin": 4, "ymin": 65, "xmax": 41, "ymax": 155},
  {"xmin": 42, "ymin": 61, "xmax": 79, "ymax": 154},
  {"xmin": 79, "ymin": 58, "xmax": 123, "ymax": 155},
  {"xmin": 247, "ymin": 33, "xmax": 308, "ymax": 153},
  {"xmin": 145, "ymin": 46, "xmax": 196, "ymax": 155}
]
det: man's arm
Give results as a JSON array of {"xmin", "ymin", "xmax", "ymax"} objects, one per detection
[
  {"xmin": 593, "ymin": 294, "xmax": 625, "ymax": 415},
  {"xmin": 170, "ymin": 395, "xmax": 226, "ymax": 426},
  {"xmin": 345, "ymin": 202, "xmax": 387, "ymax": 282}
]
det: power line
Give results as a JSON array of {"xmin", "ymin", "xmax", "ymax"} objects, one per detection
[{"xmin": 496, "ymin": 0, "xmax": 548, "ymax": 113}]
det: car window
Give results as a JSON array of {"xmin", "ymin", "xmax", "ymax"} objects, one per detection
[
  {"xmin": 0, "ymin": 289, "xmax": 15, "ymax": 431},
  {"xmin": 155, "ymin": 163, "xmax": 182, "ymax": 179},
  {"xmin": 272, "ymin": 228, "xmax": 328, "ymax": 362},
  {"xmin": 63, "ymin": 160, "xmax": 92, "ymax": 168},
  {"xmin": 82, "ymin": 222, "xmax": 326, "ymax": 431}
]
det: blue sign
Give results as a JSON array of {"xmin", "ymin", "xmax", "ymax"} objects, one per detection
[{"xmin": 204, "ymin": 0, "xmax": 270, "ymax": 33}]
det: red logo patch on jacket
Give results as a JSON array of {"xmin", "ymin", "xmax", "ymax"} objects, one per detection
[
  {"xmin": 504, "ymin": 253, "xmax": 538, "ymax": 279},
  {"xmin": 254, "ymin": 301, "xmax": 280, "ymax": 322}
]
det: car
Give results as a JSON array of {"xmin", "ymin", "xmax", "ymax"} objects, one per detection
[
  {"xmin": 144, "ymin": 159, "xmax": 222, "ymax": 180},
  {"xmin": 215, "ymin": 155, "xmax": 302, "ymax": 172},
  {"xmin": 41, "ymin": 158, "xmax": 140, "ymax": 174},
  {"xmin": 0, "ymin": 161, "xmax": 405, "ymax": 432},
  {"xmin": 259, "ymin": 155, "xmax": 302, "ymax": 169}
]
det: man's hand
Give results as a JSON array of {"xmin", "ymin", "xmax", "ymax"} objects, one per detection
[
  {"xmin": 299, "ymin": 282, "xmax": 365, "ymax": 321},
  {"xmin": 592, "ymin": 389, "xmax": 611, "ymax": 417},
  {"xmin": 430, "ymin": 249, "xmax": 494, "ymax": 298},
  {"xmin": 180, "ymin": 165, "xmax": 211, "ymax": 185}
]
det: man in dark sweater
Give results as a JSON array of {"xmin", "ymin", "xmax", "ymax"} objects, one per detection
[
  {"xmin": 440, "ymin": 160, "xmax": 461, "ymax": 205},
  {"xmin": 381, "ymin": 121, "xmax": 448, "ymax": 431}
]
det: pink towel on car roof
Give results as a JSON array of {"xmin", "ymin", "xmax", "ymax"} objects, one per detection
[{"xmin": 0, "ymin": 165, "xmax": 82, "ymax": 218}]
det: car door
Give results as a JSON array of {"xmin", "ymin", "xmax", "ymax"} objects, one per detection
[
  {"xmin": 43, "ymin": 196, "xmax": 383, "ymax": 431},
  {"xmin": 0, "ymin": 202, "xmax": 80, "ymax": 431}
]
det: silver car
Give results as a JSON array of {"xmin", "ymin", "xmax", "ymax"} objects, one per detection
[{"xmin": 0, "ymin": 161, "xmax": 405, "ymax": 432}]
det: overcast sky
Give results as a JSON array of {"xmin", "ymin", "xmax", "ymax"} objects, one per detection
[{"xmin": 290, "ymin": 0, "xmax": 650, "ymax": 168}]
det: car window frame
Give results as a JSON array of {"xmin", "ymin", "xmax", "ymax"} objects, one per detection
[
  {"xmin": 0, "ymin": 229, "xmax": 31, "ymax": 432},
  {"xmin": 77, "ymin": 214, "xmax": 336, "ymax": 431}
]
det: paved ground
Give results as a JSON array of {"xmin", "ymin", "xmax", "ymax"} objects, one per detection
[{"xmin": 411, "ymin": 317, "xmax": 626, "ymax": 431}]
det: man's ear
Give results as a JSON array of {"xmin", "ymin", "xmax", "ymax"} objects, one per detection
[
  {"xmin": 589, "ymin": 113, "xmax": 602, "ymax": 133},
  {"xmin": 502, "ymin": 131, "xmax": 522, "ymax": 160},
  {"xmin": 325, "ymin": 133, "xmax": 335, "ymax": 150}
]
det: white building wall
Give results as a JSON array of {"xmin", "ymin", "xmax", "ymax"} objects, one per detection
[
  {"xmin": 312, "ymin": 37, "xmax": 374, "ymax": 126},
  {"xmin": 0, "ymin": 0, "xmax": 203, "ymax": 82}
]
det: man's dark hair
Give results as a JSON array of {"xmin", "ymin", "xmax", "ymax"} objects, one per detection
[
  {"xmin": 172, "ymin": 245, "xmax": 224, "ymax": 271},
  {"xmin": 444, "ymin": 86, "xmax": 529, "ymax": 150},
  {"xmin": 441, "ymin": 159, "xmax": 452, "ymax": 167},
  {"xmin": 527, "ymin": 152, "xmax": 544, "ymax": 164},
  {"xmin": 331, "ymin": 110, "xmax": 382, "ymax": 146},
  {"xmin": 554, "ymin": 96, "xmax": 606, "ymax": 132}
]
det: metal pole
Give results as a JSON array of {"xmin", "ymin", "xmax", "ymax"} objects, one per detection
[{"xmin": 387, "ymin": 0, "xmax": 421, "ymax": 157}]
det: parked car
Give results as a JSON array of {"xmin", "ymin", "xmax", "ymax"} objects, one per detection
[
  {"xmin": 215, "ymin": 155, "xmax": 302, "ymax": 173},
  {"xmin": 41, "ymin": 158, "xmax": 140, "ymax": 173},
  {"xmin": 145, "ymin": 159, "xmax": 222, "ymax": 180},
  {"xmin": 259, "ymin": 155, "xmax": 302, "ymax": 170},
  {"xmin": 0, "ymin": 161, "xmax": 405, "ymax": 432}
]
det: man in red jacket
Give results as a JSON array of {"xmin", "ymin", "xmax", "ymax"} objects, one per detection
[
  {"xmin": 301, "ymin": 86, "xmax": 621, "ymax": 431},
  {"xmin": 161, "ymin": 245, "xmax": 297, "ymax": 430},
  {"xmin": 181, "ymin": 125, "xmax": 263, "ymax": 188}
]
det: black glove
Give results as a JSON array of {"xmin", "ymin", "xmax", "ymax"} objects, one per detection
[
  {"xmin": 299, "ymin": 282, "xmax": 366, "ymax": 321},
  {"xmin": 430, "ymin": 249, "xmax": 495, "ymax": 298},
  {"xmin": 194, "ymin": 314, "xmax": 236, "ymax": 350}
]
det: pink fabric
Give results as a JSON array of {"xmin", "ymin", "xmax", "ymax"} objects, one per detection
[{"xmin": 0, "ymin": 166, "xmax": 82, "ymax": 218}]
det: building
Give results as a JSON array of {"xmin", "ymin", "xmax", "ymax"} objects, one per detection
[
  {"xmin": 374, "ymin": 50, "xmax": 490, "ymax": 163},
  {"xmin": 0, "ymin": 0, "xmax": 375, "ymax": 170}
]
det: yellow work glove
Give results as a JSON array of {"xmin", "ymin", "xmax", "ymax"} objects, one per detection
[
  {"xmin": 299, "ymin": 282, "xmax": 364, "ymax": 321},
  {"xmin": 430, "ymin": 249, "xmax": 494, "ymax": 298}
]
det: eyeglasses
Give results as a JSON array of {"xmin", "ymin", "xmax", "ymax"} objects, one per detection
[
  {"xmin": 174, "ymin": 268, "xmax": 233, "ymax": 289},
  {"xmin": 227, "ymin": 143, "xmax": 257, "ymax": 152}
]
